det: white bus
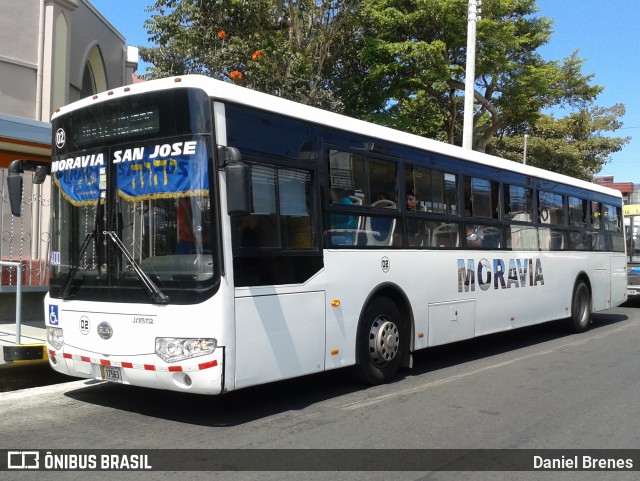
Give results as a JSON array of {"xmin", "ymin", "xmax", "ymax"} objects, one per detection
[
  {"xmin": 624, "ymin": 204, "xmax": 640, "ymax": 297},
  {"xmin": 8, "ymin": 75, "xmax": 627, "ymax": 394}
]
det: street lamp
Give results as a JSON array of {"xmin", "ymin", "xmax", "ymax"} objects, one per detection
[{"xmin": 462, "ymin": 0, "xmax": 481, "ymax": 150}]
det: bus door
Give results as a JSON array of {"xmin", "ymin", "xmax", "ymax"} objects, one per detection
[{"xmin": 230, "ymin": 162, "xmax": 326, "ymax": 389}]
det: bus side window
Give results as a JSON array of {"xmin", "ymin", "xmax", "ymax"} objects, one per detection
[
  {"xmin": 280, "ymin": 168, "xmax": 313, "ymax": 249},
  {"xmin": 464, "ymin": 177, "xmax": 498, "ymax": 219},
  {"xmin": 591, "ymin": 202, "xmax": 602, "ymax": 229}
]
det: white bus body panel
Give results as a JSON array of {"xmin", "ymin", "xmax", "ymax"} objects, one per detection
[
  {"xmin": 428, "ymin": 299, "xmax": 475, "ymax": 347},
  {"xmin": 322, "ymin": 249, "xmax": 625, "ymax": 361},
  {"xmin": 234, "ymin": 289, "xmax": 326, "ymax": 389},
  {"xmin": 592, "ymin": 269, "xmax": 610, "ymax": 311},
  {"xmin": 610, "ymin": 256, "xmax": 627, "ymax": 308}
]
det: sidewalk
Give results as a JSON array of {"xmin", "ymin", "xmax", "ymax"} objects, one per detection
[{"xmin": 0, "ymin": 318, "xmax": 76, "ymax": 392}]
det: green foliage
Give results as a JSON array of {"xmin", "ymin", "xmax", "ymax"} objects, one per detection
[
  {"xmin": 487, "ymin": 105, "xmax": 630, "ymax": 180},
  {"xmin": 138, "ymin": 0, "xmax": 629, "ymax": 179},
  {"xmin": 140, "ymin": 0, "xmax": 357, "ymax": 109},
  {"xmin": 342, "ymin": 0, "xmax": 604, "ymax": 152}
]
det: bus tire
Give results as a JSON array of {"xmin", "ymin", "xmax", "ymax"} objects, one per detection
[
  {"xmin": 354, "ymin": 296, "xmax": 404, "ymax": 385},
  {"xmin": 566, "ymin": 280, "xmax": 591, "ymax": 333}
]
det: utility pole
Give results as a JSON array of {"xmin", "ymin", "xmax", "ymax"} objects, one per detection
[{"xmin": 462, "ymin": 0, "xmax": 481, "ymax": 150}]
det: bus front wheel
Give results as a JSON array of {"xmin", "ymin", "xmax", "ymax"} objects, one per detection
[
  {"xmin": 355, "ymin": 296, "xmax": 404, "ymax": 385},
  {"xmin": 566, "ymin": 280, "xmax": 591, "ymax": 333}
]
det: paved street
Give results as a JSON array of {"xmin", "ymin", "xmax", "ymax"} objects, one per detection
[{"xmin": 1, "ymin": 303, "xmax": 639, "ymax": 481}]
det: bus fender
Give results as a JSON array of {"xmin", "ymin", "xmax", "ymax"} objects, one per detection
[{"xmin": 357, "ymin": 282, "xmax": 414, "ymax": 369}]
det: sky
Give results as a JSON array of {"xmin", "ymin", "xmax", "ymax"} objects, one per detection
[{"xmin": 89, "ymin": 0, "xmax": 640, "ymax": 182}]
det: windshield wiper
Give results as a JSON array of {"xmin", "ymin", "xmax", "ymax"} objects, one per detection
[
  {"xmin": 60, "ymin": 198, "xmax": 103, "ymax": 300},
  {"xmin": 103, "ymin": 230, "xmax": 169, "ymax": 304},
  {"xmin": 60, "ymin": 231, "xmax": 95, "ymax": 300}
]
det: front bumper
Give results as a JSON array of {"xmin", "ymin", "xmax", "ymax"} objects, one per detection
[{"xmin": 47, "ymin": 346, "xmax": 224, "ymax": 395}]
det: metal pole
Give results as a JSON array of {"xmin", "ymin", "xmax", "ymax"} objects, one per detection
[
  {"xmin": 0, "ymin": 261, "xmax": 23, "ymax": 344},
  {"xmin": 462, "ymin": 0, "xmax": 481, "ymax": 150},
  {"xmin": 16, "ymin": 262, "xmax": 22, "ymax": 344},
  {"xmin": 523, "ymin": 134, "xmax": 529, "ymax": 165}
]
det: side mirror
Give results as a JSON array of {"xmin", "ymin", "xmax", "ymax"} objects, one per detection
[
  {"xmin": 34, "ymin": 166, "xmax": 48, "ymax": 184},
  {"xmin": 217, "ymin": 145, "xmax": 242, "ymax": 166},
  {"xmin": 217, "ymin": 145, "xmax": 250, "ymax": 216},
  {"xmin": 225, "ymin": 161, "xmax": 251, "ymax": 216},
  {"xmin": 7, "ymin": 159, "xmax": 51, "ymax": 217},
  {"xmin": 7, "ymin": 170, "xmax": 24, "ymax": 217}
]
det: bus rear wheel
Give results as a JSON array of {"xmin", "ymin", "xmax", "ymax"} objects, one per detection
[
  {"xmin": 566, "ymin": 280, "xmax": 591, "ymax": 333},
  {"xmin": 355, "ymin": 296, "xmax": 404, "ymax": 385}
]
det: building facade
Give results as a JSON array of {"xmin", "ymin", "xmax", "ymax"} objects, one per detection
[
  {"xmin": 0, "ymin": 0, "xmax": 138, "ymax": 319},
  {"xmin": 1, "ymin": 0, "xmax": 138, "ymax": 132}
]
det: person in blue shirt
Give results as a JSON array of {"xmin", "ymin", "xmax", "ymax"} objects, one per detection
[{"xmin": 330, "ymin": 189, "xmax": 358, "ymax": 244}]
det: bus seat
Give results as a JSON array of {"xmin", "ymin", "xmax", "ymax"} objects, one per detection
[
  {"xmin": 363, "ymin": 217, "xmax": 396, "ymax": 246},
  {"xmin": 432, "ymin": 224, "xmax": 459, "ymax": 248}
]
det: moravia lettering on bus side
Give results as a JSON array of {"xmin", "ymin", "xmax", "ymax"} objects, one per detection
[{"xmin": 457, "ymin": 257, "xmax": 544, "ymax": 292}]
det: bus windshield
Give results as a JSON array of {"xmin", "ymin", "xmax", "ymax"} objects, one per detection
[
  {"xmin": 49, "ymin": 137, "xmax": 215, "ymax": 304},
  {"xmin": 48, "ymin": 89, "xmax": 217, "ymax": 304}
]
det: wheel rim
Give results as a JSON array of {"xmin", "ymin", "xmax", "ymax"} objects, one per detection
[{"xmin": 368, "ymin": 316, "xmax": 399, "ymax": 365}]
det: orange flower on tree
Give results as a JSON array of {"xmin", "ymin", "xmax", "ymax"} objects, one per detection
[
  {"xmin": 217, "ymin": 30, "xmax": 226, "ymax": 40},
  {"xmin": 252, "ymin": 50, "xmax": 264, "ymax": 62},
  {"xmin": 229, "ymin": 70, "xmax": 243, "ymax": 81}
]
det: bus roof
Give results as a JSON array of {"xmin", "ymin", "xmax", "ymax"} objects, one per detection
[{"xmin": 53, "ymin": 74, "xmax": 622, "ymax": 200}]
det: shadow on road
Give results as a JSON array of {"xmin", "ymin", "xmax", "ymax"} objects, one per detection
[
  {"xmin": 0, "ymin": 363, "xmax": 71, "ymax": 392},
  {"xmin": 621, "ymin": 296, "xmax": 640, "ymax": 308},
  {"xmin": 62, "ymin": 310, "xmax": 630, "ymax": 427}
]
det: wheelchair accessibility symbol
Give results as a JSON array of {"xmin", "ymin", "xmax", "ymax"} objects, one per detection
[{"xmin": 49, "ymin": 305, "xmax": 59, "ymax": 326}]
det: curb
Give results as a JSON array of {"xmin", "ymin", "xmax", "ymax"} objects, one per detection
[{"xmin": 1, "ymin": 344, "xmax": 48, "ymax": 368}]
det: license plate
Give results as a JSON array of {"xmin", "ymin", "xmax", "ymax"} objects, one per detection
[
  {"xmin": 100, "ymin": 365, "xmax": 122, "ymax": 383},
  {"xmin": 629, "ymin": 290, "xmax": 638, "ymax": 296}
]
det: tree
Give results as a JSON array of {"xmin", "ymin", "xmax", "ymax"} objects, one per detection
[
  {"xmin": 340, "ymin": 0, "xmax": 603, "ymax": 151},
  {"xmin": 138, "ymin": 0, "xmax": 628, "ymax": 179},
  {"xmin": 487, "ymin": 104, "xmax": 630, "ymax": 180},
  {"xmin": 139, "ymin": 0, "xmax": 357, "ymax": 109}
]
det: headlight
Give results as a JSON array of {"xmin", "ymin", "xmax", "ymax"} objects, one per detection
[
  {"xmin": 46, "ymin": 327, "xmax": 64, "ymax": 350},
  {"xmin": 155, "ymin": 338, "xmax": 217, "ymax": 363}
]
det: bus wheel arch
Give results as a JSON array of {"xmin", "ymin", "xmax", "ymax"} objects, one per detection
[
  {"xmin": 353, "ymin": 285, "xmax": 413, "ymax": 385},
  {"xmin": 566, "ymin": 273, "xmax": 592, "ymax": 333}
]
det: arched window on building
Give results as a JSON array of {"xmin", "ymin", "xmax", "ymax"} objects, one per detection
[
  {"xmin": 81, "ymin": 63, "xmax": 96, "ymax": 97},
  {"xmin": 81, "ymin": 45, "xmax": 107, "ymax": 97}
]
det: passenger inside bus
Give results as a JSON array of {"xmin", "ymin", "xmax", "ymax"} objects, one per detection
[
  {"xmin": 466, "ymin": 225, "xmax": 484, "ymax": 248},
  {"xmin": 330, "ymin": 188, "xmax": 359, "ymax": 245},
  {"xmin": 406, "ymin": 190, "xmax": 429, "ymax": 246},
  {"xmin": 406, "ymin": 189, "xmax": 423, "ymax": 212}
]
